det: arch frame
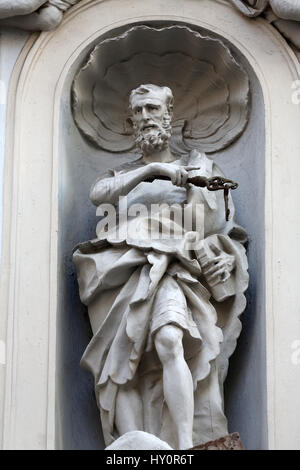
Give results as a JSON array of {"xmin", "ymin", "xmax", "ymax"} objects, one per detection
[{"xmin": 0, "ymin": 0, "xmax": 300, "ymax": 449}]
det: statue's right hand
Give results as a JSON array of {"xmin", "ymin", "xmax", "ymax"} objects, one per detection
[{"xmin": 147, "ymin": 162, "xmax": 199, "ymax": 187}]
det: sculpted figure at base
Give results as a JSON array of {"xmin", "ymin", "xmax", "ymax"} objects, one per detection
[{"xmin": 73, "ymin": 85, "xmax": 249, "ymax": 449}]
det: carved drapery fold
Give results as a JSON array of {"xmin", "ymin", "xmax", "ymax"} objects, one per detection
[
  {"xmin": 1, "ymin": 0, "xmax": 300, "ymax": 451},
  {"xmin": 48, "ymin": 0, "xmax": 78, "ymax": 12},
  {"xmin": 0, "ymin": 0, "xmax": 299, "ymax": 55},
  {"xmin": 229, "ymin": 0, "xmax": 300, "ymax": 54}
]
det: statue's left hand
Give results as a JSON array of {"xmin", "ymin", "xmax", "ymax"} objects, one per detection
[{"xmin": 201, "ymin": 244, "xmax": 235, "ymax": 287}]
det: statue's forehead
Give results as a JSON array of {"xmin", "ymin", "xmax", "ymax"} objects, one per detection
[{"xmin": 130, "ymin": 93, "xmax": 166, "ymax": 108}]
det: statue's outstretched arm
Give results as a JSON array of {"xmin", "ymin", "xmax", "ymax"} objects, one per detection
[{"xmin": 90, "ymin": 165, "xmax": 155, "ymax": 206}]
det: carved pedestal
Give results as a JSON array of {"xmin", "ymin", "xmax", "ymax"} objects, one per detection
[{"xmin": 191, "ymin": 433, "xmax": 243, "ymax": 451}]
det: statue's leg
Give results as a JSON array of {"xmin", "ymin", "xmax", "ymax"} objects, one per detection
[
  {"xmin": 154, "ymin": 324, "xmax": 194, "ymax": 450},
  {"xmin": 115, "ymin": 382, "xmax": 143, "ymax": 436}
]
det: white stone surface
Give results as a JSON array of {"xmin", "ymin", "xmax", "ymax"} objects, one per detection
[
  {"xmin": 229, "ymin": 0, "xmax": 300, "ymax": 19},
  {"xmin": 105, "ymin": 431, "xmax": 173, "ymax": 450},
  {"xmin": 0, "ymin": 30, "xmax": 29, "ymax": 449},
  {"xmin": 270, "ymin": 0, "xmax": 300, "ymax": 21},
  {"xmin": 0, "ymin": 341, "xmax": 5, "ymax": 366},
  {"xmin": 229, "ymin": 0, "xmax": 300, "ymax": 52},
  {"xmin": 0, "ymin": 1, "xmax": 81, "ymax": 31},
  {"xmin": 0, "ymin": 0, "xmax": 299, "ymax": 451},
  {"xmin": 0, "ymin": 28, "xmax": 28, "ymax": 260}
]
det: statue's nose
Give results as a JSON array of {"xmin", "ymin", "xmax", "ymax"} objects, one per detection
[{"xmin": 141, "ymin": 107, "xmax": 149, "ymax": 119}]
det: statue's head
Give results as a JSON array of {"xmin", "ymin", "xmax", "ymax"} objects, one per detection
[{"xmin": 129, "ymin": 84, "xmax": 173, "ymax": 155}]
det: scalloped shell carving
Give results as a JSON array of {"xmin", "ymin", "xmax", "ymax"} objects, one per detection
[{"xmin": 72, "ymin": 25, "xmax": 250, "ymax": 154}]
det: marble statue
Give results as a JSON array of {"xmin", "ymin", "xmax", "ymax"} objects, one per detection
[
  {"xmin": 73, "ymin": 84, "xmax": 249, "ymax": 449},
  {"xmin": 0, "ymin": 0, "xmax": 81, "ymax": 31},
  {"xmin": 229, "ymin": 0, "xmax": 300, "ymax": 52}
]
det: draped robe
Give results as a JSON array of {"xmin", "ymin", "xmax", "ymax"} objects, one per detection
[{"xmin": 73, "ymin": 151, "xmax": 249, "ymax": 448}]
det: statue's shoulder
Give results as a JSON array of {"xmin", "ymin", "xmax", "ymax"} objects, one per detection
[
  {"xmin": 96, "ymin": 157, "xmax": 145, "ymax": 180},
  {"xmin": 110, "ymin": 157, "xmax": 145, "ymax": 175}
]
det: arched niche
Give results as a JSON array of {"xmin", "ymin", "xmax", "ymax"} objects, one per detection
[{"xmin": 1, "ymin": 0, "xmax": 300, "ymax": 450}]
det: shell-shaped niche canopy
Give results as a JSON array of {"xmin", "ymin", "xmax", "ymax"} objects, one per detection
[{"xmin": 72, "ymin": 25, "xmax": 250, "ymax": 155}]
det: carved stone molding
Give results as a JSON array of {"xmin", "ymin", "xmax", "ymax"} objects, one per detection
[
  {"xmin": 72, "ymin": 25, "xmax": 250, "ymax": 155},
  {"xmin": 1, "ymin": 0, "xmax": 300, "ymax": 55},
  {"xmin": 0, "ymin": 0, "xmax": 300, "ymax": 450},
  {"xmin": 192, "ymin": 432, "xmax": 243, "ymax": 450},
  {"xmin": 0, "ymin": 0, "xmax": 81, "ymax": 31},
  {"xmin": 229, "ymin": 0, "xmax": 300, "ymax": 20},
  {"xmin": 228, "ymin": 0, "xmax": 300, "ymax": 54}
]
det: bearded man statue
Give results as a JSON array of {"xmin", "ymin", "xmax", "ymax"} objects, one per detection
[{"xmin": 73, "ymin": 84, "xmax": 249, "ymax": 449}]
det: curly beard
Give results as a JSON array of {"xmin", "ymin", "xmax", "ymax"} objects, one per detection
[{"xmin": 134, "ymin": 115, "xmax": 172, "ymax": 155}]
